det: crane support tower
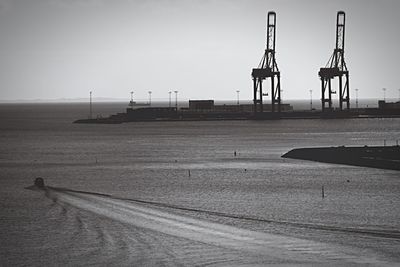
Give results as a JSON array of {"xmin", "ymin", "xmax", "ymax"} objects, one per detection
[
  {"xmin": 251, "ymin": 11, "xmax": 281, "ymax": 114},
  {"xmin": 319, "ymin": 11, "xmax": 350, "ymax": 111}
]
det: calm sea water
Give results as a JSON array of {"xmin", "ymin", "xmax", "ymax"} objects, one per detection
[{"xmin": 0, "ymin": 103, "xmax": 399, "ymax": 266}]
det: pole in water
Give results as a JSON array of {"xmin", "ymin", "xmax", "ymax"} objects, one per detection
[
  {"xmin": 188, "ymin": 170, "xmax": 191, "ymax": 177},
  {"xmin": 322, "ymin": 185, "xmax": 325, "ymax": 198}
]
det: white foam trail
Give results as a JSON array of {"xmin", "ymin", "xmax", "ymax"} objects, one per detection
[{"xmin": 48, "ymin": 189, "xmax": 394, "ymax": 266}]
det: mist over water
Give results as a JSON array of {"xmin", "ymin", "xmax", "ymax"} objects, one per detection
[{"xmin": 0, "ymin": 103, "xmax": 399, "ymax": 266}]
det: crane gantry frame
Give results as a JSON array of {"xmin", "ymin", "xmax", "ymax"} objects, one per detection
[
  {"xmin": 251, "ymin": 11, "xmax": 281, "ymax": 115},
  {"xmin": 318, "ymin": 11, "xmax": 350, "ymax": 111}
]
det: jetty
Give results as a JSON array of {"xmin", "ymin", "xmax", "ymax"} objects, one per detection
[
  {"xmin": 282, "ymin": 145, "xmax": 400, "ymax": 171},
  {"xmin": 74, "ymin": 99, "xmax": 400, "ymax": 124}
]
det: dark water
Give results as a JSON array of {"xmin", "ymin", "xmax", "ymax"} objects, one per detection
[{"xmin": 0, "ymin": 103, "xmax": 399, "ymax": 266}]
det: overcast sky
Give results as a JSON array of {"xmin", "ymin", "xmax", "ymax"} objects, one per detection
[{"xmin": 0, "ymin": 0, "xmax": 399, "ymax": 102}]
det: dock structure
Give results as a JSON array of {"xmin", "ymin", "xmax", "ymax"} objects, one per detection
[
  {"xmin": 73, "ymin": 98, "xmax": 400, "ymax": 124},
  {"xmin": 251, "ymin": 11, "xmax": 281, "ymax": 115},
  {"xmin": 319, "ymin": 11, "xmax": 350, "ymax": 112},
  {"xmin": 74, "ymin": 11, "xmax": 400, "ymax": 124}
]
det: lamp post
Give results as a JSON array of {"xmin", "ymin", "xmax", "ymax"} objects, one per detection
[
  {"xmin": 309, "ymin": 89, "xmax": 313, "ymax": 110},
  {"xmin": 169, "ymin": 91, "xmax": 172, "ymax": 108},
  {"xmin": 355, "ymin": 88, "xmax": 359, "ymax": 109},
  {"xmin": 148, "ymin": 91, "xmax": 152, "ymax": 106},
  {"xmin": 236, "ymin": 90, "xmax": 240, "ymax": 105},
  {"xmin": 130, "ymin": 91, "xmax": 134, "ymax": 107},
  {"xmin": 382, "ymin": 88, "xmax": 386, "ymax": 101},
  {"xmin": 89, "ymin": 91, "xmax": 92, "ymax": 119},
  {"xmin": 174, "ymin": 90, "xmax": 178, "ymax": 110}
]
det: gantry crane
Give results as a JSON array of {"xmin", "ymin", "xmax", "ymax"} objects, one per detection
[
  {"xmin": 252, "ymin": 11, "xmax": 281, "ymax": 114},
  {"xmin": 319, "ymin": 11, "xmax": 350, "ymax": 111}
]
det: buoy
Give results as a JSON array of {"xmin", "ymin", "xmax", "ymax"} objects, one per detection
[{"xmin": 34, "ymin": 177, "xmax": 45, "ymax": 188}]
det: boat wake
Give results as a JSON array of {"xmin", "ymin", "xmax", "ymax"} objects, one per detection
[{"xmin": 40, "ymin": 186, "xmax": 394, "ymax": 266}]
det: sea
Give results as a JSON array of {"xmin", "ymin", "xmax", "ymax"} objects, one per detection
[{"xmin": 0, "ymin": 102, "xmax": 399, "ymax": 266}]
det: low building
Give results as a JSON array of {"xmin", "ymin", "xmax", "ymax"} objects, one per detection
[
  {"xmin": 213, "ymin": 104, "xmax": 293, "ymax": 113},
  {"xmin": 378, "ymin": 100, "xmax": 400, "ymax": 109},
  {"xmin": 189, "ymin": 100, "xmax": 214, "ymax": 110},
  {"xmin": 126, "ymin": 107, "xmax": 176, "ymax": 120}
]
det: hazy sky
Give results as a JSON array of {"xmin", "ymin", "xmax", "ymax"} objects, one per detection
[{"xmin": 0, "ymin": 0, "xmax": 399, "ymax": 102}]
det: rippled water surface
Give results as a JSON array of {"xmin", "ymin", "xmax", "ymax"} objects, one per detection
[{"xmin": 0, "ymin": 103, "xmax": 399, "ymax": 266}]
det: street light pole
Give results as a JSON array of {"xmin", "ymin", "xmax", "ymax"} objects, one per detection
[
  {"xmin": 174, "ymin": 90, "xmax": 178, "ymax": 111},
  {"xmin": 129, "ymin": 91, "xmax": 134, "ymax": 107},
  {"xmin": 382, "ymin": 88, "xmax": 386, "ymax": 101},
  {"xmin": 89, "ymin": 91, "xmax": 92, "ymax": 119},
  {"xmin": 355, "ymin": 88, "xmax": 359, "ymax": 109},
  {"xmin": 148, "ymin": 91, "xmax": 152, "ymax": 106},
  {"xmin": 236, "ymin": 90, "xmax": 240, "ymax": 105},
  {"xmin": 169, "ymin": 91, "xmax": 172, "ymax": 108}
]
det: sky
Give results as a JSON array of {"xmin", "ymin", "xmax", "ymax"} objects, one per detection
[{"xmin": 0, "ymin": 0, "xmax": 399, "ymax": 102}]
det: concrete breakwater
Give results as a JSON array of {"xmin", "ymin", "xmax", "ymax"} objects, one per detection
[{"xmin": 282, "ymin": 146, "xmax": 400, "ymax": 171}]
